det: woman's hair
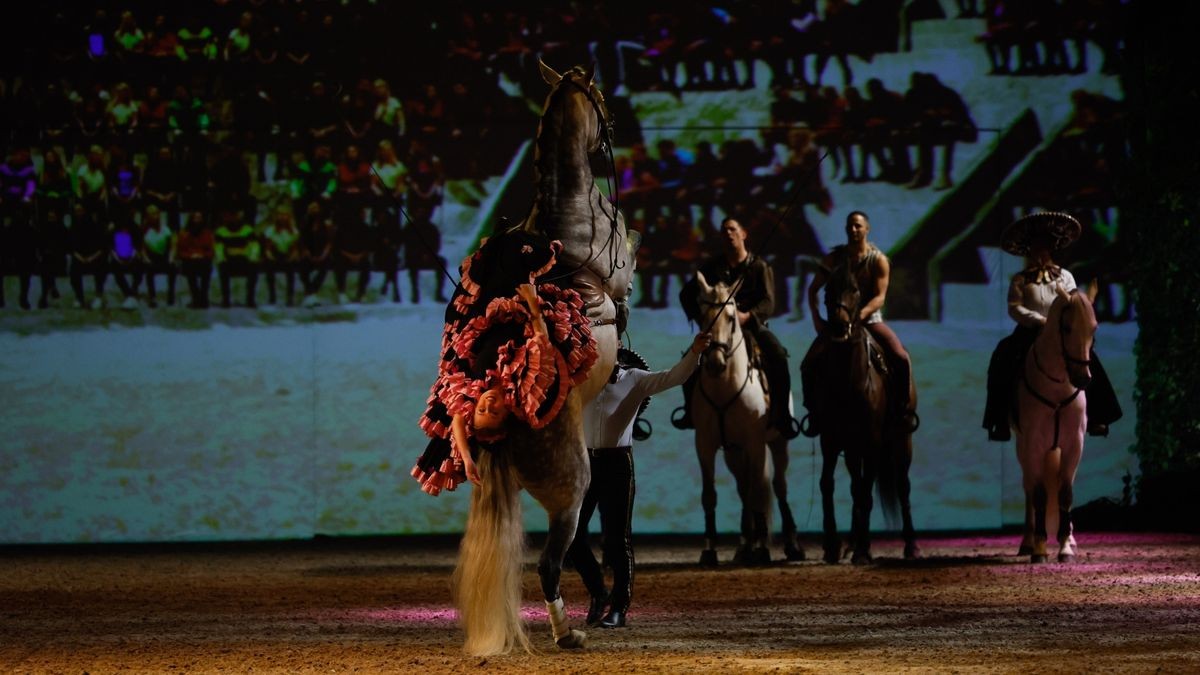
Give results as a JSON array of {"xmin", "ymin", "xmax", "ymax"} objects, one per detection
[{"xmin": 474, "ymin": 425, "xmax": 508, "ymax": 444}]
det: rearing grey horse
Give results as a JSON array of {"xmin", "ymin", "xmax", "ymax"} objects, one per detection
[{"xmin": 452, "ymin": 62, "xmax": 633, "ymax": 656}]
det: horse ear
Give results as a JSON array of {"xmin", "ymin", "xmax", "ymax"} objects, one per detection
[
  {"xmin": 1086, "ymin": 278, "xmax": 1099, "ymax": 303},
  {"xmin": 695, "ymin": 270, "xmax": 712, "ymax": 294},
  {"xmin": 538, "ymin": 60, "xmax": 562, "ymax": 86},
  {"xmin": 583, "ymin": 62, "xmax": 597, "ymax": 86}
]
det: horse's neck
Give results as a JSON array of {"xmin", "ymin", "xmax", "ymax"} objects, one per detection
[
  {"xmin": 1028, "ymin": 318, "xmax": 1070, "ymax": 392},
  {"xmin": 533, "ymin": 120, "xmax": 594, "ymax": 223}
]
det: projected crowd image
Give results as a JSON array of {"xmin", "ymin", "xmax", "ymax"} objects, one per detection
[{"xmin": 0, "ymin": 1, "xmax": 1135, "ymax": 543}]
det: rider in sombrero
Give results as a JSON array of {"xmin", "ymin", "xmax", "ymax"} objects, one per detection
[{"xmin": 982, "ymin": 211, "xmax": 1122, "ymax": 441}]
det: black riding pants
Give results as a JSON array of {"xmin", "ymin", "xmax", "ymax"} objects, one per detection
[{"xmin": 567, "ymin": 446, "xmax": 635, "ymax": 613}]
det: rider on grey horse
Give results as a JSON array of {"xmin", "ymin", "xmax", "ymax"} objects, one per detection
[{"xmin": 676, "ymin": 217, "xmax": 801, "ymax": 440}]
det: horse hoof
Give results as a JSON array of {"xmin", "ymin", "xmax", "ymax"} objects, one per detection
[
  {"xmin": 556, "ymin": 629, "xmax": 587, "ymax": 650},
  {"xmin": 823, "ymin": 550, "xmax": 839, "ymax": 565},
  {"xmin": 904, "ymin": 543, "xmax": 923, "ymax": 559},
  {"xmin": 1017, "ymin": 544, "xmax": 1034, "ymax": 556},
  {"xmin": 698, "ymin": 549, "xmax": 719, "ymax": 567},
  {"xmin": 1031, "ymin": 554, "xmax": 1048, "ymax": 564},
  {"xmin": 752, "ymin": 546, "xmax": 771, "ymax": 565},
  {"xmin": 1058, "ymin": 553, "xmax": 1075, "ymax": 564},
  {"xmin": 785, "ymin": 544, "xmax": 806, "ymax": 562},
  {"xmin": 732, "ymin": 545, "xmax": 752, "ymax": 566},
  {"xmin": 851, "ymin": 552, "xmax": 873, "ymax": 565}
]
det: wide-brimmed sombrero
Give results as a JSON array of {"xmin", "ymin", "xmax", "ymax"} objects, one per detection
[
  {"xmin": 1001, "ymin": 211, "xmax": 1082, "ymax": 256},
  {"xmin": 617, "ymin": 347, "xmax": 651, "ymax": 417}
]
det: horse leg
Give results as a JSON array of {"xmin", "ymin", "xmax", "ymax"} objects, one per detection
[
  {"xmin": 1057, "ymin": 438, "xmax": 1083, "ymax": 563},
  {"xmin": 819, "ymin": 442, "xmax": 840, "ymax": 564},
  {"xmin": 769, "ymin": 438, "xmax": 806, "ymax": 561},
  {"xmin": 1019, "ymin": 488, "xmax": 1035, "ymax": 556},
  {"xmin": 1016, "ymin": 437, "xmax": 1036, "ymax": 556},
  {"xmin": 896, "ymin": 432, "xmax": 921, "ymax": 559},
  {"xmin": 724, "ymin": 444, "xmax": 759, "ymax": 565},
  {"xmin": 1031, "ymin": 480, "xmax": 1050, "ymax": 563},
  {"xmin": 749, "ymin": 438, "xmax": 773, "ymax": 565},
  {"xmin": 539, "ymin": 508, "xmax": 588, "ymax": 649},
  {"xmin": 697, "ymin": 440, "xmax": 720, "ymax": 567},
  {"xmin": 732, "ymin": 507, "xmax": 753, "ymax": 565},
  {"xmin": 1056, "ymin": 479, "xmax": 1076, "ymax": 562},
  {"xmin": 850, "ymin": 457, "xmax": 875, "ymax": 565}
]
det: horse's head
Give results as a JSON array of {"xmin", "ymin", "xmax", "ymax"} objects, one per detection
[
  {"xmin": 1052, "ymin": 279, "xmax": 1100, "ymax": 389},
  {"xmin": 538, "ymin": 61, "xmax": 612, "ymax": 154},
  {"xmin": 824, "ymin": 263, "xmax": 861, "ymax": 342},
  {"xmin": 695, "ymin": 271, "xmax": 740, "ymax": 376}
]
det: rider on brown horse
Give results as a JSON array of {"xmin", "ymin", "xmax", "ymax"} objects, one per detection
[{"xmin": 801, "ymin": 210, "xmax": 917, "ymax": 437}]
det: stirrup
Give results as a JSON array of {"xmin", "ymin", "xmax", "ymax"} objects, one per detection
[
  {"xmin": 779, "ymin": 415, "xmax": 802, "ymax": 440},
  {"xmin": 799, "ymin": 413, "xmax": 820, "ymax": 438},
  {"xmin": 670, "ymin": 406, "xmax": 693, "ymax": 430}
]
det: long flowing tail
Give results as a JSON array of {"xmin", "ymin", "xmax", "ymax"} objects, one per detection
[
  {"xmin": 452, "ymin": 450, "xmax": 531, "ymax": 656},
  {"xmin": 876, "ymin": 428, "xmax": 904, "ymax": 529}
]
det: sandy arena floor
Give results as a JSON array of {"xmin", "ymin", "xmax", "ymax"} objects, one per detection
[{"xmin": 2, "ymin": 532, "xmax": 1198, "ymax": 673}]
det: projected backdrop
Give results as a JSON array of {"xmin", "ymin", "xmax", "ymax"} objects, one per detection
[{"xmin": 0, "ymin": 1, "xmax": 1135, "ymax": 543}]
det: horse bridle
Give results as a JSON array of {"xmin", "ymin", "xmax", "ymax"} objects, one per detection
[
  {"xmin": 699, "ymin": 298, "xmax": 744, "ymax": 362},
  {"xmin": 696, "ymin": 296, "xmax": 753, "ymax": 450},
  {"xmin": 559, "ymin": 76, "xmax": 614, "ymax": 151},
  {"xmin": 537, "ymin": 73, "xmax": 626, "ymax": 289}
]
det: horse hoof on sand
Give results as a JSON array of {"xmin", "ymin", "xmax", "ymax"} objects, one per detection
[
  {"xmin": 1058, "ymin": 553, "xmax": 1075, "ymax": 563},
  {"xmin": 556, "ymin": 629, "xmax": 587, "ymax": 649},
  {"xmin": 823, "ymin": 549, "xmax": 840, "ymax": 565},
  {"xmin": 698, "ymin": 549, "xmax": 719, "ymax": 567},
  {"xmin": 1017, "ymin": 544, "xmax": 1034, "ymax": 556},
  {"xmin": 784, "ymin": 544, "xmax": 806, "ymax": 562},
  {"xmin": 732, "ymin": 545, "xmax": 753, "ymax": 566},
  {"xmin": 752, "ymin": 546, "xmax": 771, "ymax": 565},
  {"xmin": 904, "ymin": 543, "xmax": 923, "ymax": 559},
  {"xmin": 851, "ymin": 552, "xmax": 873, "ymax": 565},
  {"xmin": 1031, "ymin": 554, "xmax": 1049, "ymax": 564}
]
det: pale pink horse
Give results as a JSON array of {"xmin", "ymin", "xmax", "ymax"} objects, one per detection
[{"xmin": 1013, "ymin": 280, "xmax": 1099, "ymax": 563}]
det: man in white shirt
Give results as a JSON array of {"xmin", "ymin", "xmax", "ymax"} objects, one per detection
[{"xmin": 567, "ymin": 332, "xmax": 711, "ymax": 629}]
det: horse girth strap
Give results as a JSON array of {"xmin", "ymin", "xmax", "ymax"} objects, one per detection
[
  {"xmin": 697, "ymin": 365, "xmax": 754, "ymax": 451},
  {"xmin": 590, "ymin": 317, "xmax": 616, "ymax": 328},
  {"xmin": 1021, "ymin": 369, "xmax": 1083, "ymax": 452}
]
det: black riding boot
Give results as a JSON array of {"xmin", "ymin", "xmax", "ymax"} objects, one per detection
[
  {"xmin": 765, "ymin": 361, "xmax": 800, "ymax": 439},
  {"xmin": 1085, "ymin": 350, "xmax": 1122, "ymax": 436},
  {"xmin": 889, "ymin": 356, "xmax": 916, "ymax": 432},
  {"xmin": 800, "ymin": 358, "xmax": 821, "ymax": 437}
]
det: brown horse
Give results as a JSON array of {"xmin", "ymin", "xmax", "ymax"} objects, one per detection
[
  {"xmin": 452, "ymin": 62, "xmax": 633, "ymax": 655},
  {"xmin": 815, "ymin": 263, "xmax": 919, "ymax": 564}
]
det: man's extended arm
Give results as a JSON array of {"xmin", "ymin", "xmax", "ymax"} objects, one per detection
[{"xmin": 859, "ymin": 254, "xmax": 890, "ymax": 322}]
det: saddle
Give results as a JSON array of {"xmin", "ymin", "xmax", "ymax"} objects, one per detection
[{"xmin": 865, "ymin": 333, "xmax": 890, "ymax": 377}]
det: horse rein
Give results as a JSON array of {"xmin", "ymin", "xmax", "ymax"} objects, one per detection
[
  {"xmin": 698, "ymin": 298, "xmax": 744, "ymax": 363},
  {"xmin": 1021, "ymin": 290, "xmax": 1091, "ymax": 450}
]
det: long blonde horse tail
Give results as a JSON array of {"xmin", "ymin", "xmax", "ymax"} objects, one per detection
[
  {"xmin": 1044, "ymin": 445, "xmax": 1062, "ymax": 535},
  {"xmin": 452, "ymin": 449, "xmax": 532, "ymax": 656}
]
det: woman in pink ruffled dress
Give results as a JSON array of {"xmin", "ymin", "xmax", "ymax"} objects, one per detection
[{"xmin": 412, "ymin": 229, "xmax": 597, "ymax": 495}]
